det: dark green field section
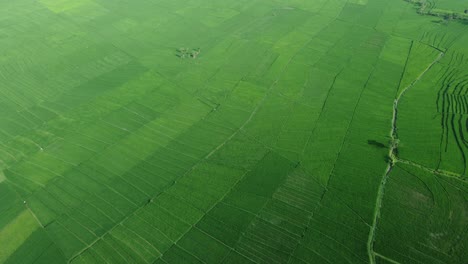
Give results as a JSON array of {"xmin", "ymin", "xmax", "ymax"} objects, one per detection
[{"xmin": 0, "ymin": 0, "xmax": 467, "ymax": 263}]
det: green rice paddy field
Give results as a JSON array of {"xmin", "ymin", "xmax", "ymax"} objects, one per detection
[{"xmin": 0, "ymin": 0, "xmax": 467, "ymax": 263}]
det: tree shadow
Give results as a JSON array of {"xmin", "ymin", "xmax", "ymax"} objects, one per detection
[{"xmin": 367, "ymin": 140, "xmax": 387, "ymax": 149}]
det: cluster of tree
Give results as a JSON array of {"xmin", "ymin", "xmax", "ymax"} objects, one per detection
[
  {"xmin": 405, "ymin": 0, "xmax": 468, "ymax": 22},
  {"xmin": 176, "ymin": 48, "xmax": 201, "ymax": 59},
  {"xmin": 404, "ymin": 0, "xmax": 433, "ymax": 14},
  {"xmin": 431, "ymin": 9, "xmax": 468, "ymax": 22}
]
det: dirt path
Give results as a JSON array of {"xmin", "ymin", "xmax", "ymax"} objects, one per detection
[{"xmin": 366, "ymin": 50, "xmax": 445, "ymax": 264}]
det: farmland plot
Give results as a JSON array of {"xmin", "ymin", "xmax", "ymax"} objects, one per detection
[{"xmin": 0, "ymin": 0, "xmax": 467, "ymax": 263}]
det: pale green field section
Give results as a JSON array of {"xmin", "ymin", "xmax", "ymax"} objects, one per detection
[
  {"xmin": 0, "ymin": 171, "xmax": 5, "ymax": 183},
  {"xmin": 0, "ymin": 210, "xmax": 40, "ymax": 263},
  {"xmin": 0, "ymin": 0, "xmax": 466, "ymax": 263}
]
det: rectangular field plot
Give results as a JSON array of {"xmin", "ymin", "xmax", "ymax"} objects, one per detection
[{"xmin": 374, "ymin": 164, "xmax": 467, "ymax": 264}]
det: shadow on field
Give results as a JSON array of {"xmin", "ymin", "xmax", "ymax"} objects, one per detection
[
  {"xmin": 367, "ymin": 140, "xmax": 387, "ymax": 148},
  {"xmin": 368, "ymin": 140, "xmax": 391, "ymax": 162}
]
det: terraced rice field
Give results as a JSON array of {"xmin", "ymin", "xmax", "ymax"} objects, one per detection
[{"xmin": 0, "ymin": 0, "xmax": 467, "ymax": 263}]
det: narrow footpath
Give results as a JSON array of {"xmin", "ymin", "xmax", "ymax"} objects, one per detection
[{"xmin": 366, "ymin": 50, "xmax": 445, "ymax": 264}]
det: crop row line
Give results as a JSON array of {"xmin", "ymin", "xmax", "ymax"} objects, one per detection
[{"xmin": 67, "ymin": 28, "xmax": 306, "ymax": 260}]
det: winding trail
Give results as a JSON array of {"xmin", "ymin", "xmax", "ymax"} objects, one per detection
[
  {"xmin": 366, "ymin": 49, "xmax": 445, "ymax": 264},
  {"xmin": 398, "ymin": 158, "xmax": 467, "ymax": 182}
]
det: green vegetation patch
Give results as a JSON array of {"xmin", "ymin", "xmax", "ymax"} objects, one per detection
[
  {"xmin": 0, "ymin": 0, "xmax": 467, "ymax": 263},
  {"xmin": 0, "ymin": 210, "xmax": 40, "ymax": 263}
]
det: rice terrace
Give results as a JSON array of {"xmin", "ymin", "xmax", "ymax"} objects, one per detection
[{"xmin": 0, "ymin": 0, "xmax": 467, "ymax": 263}]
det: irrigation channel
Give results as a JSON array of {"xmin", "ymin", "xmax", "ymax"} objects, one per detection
[{"xmin": 366, "ymin": 48, "xmax": 445, "ymax": 264}]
